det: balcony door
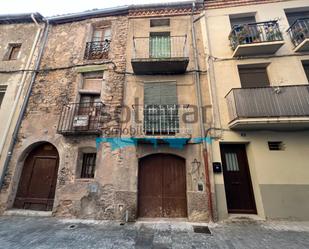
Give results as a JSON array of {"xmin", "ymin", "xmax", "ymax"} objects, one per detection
[
  {"xmin": 150, "ymin": 32, "xmax": 171, "ymax": 58},
  {"xmin": 144, "ymin": 82, "xmax": 178, "ymax": 135},
  {"xmin": 238, "ymin": 66, "xmax": 270, "ymax": 88},
  {"xmin": 75, "ymin": 94, "xmax": 101, "ymax": 132}
]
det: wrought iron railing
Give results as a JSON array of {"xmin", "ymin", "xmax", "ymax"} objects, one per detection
[
  {"xmin": 287, "ymin": 18, "xmax": 309, "ymax": 47},
  {"xmin": 57, "ymin": 102, "xmax": 107, "ymax": 135},
  {"xmin": 84, "ymin": 40, "xmax": 111, "ymax": 60},
  {"xmin": 132, "ymin": 104, "xmax": 193, "ymax": 136},
  {"xmin": 225, "ymin": 85, "xmax": 309, "ymax": 122},
  {"xmin": 229, "ymin": 21, "xmax": 283, "ymax": 50},
  {"xmin": 132, "ymin": 36, "xmax": 188, "ymax": 59}
]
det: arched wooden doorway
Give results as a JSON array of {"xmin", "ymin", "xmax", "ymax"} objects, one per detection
[
  {"xmin": 14, "ymin": 142, "xmax": 59, "ymax": 211},
  {"xmin": 138, "ymin": 154, "xmax": 187, "ymax": 218}
]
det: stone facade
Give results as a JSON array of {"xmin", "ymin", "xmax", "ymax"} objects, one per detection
[
  {"xmin": 0, "ymin": 14, "xmax": 131, "ymax": 220},
  {"xmin": 2, "ymin": 0, "xmax": 307, "ymax": 223}
]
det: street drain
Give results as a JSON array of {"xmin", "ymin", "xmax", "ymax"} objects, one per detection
[
  {"xmin": 68, "ymin": 224, "xmax": 77, "ymax": 229},
  {"xmin": 193, "ymin": 226, "xmax": 211, "ymax": 234}
]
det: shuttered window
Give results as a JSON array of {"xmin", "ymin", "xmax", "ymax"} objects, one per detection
[
  {"xmin": 81, "ymin": 72, "xmax": 103, "ymax": 92},
  {"xmin": 238, "ymin": 67, "xmax": 270, "ymax": 88},
  {"xmin": 0, "ymin": 85, "xmax": 7, "ymax": 108},
  {"xmin": 149, "ymin": 32, "xmax": 171, "ymax": 58},
  {"xmin": 144, "ymin": 82, "xmax": 178, "ymax": 134},
  {"xmin": 144, "ymin": 82, "xmax": 177, "ymax": 105}
]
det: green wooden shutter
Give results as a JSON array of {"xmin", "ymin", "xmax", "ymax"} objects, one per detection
[
  {"xmin": 150, "ymin": 34, "xmax": 171, "ymax": 58},
  {"xmin": 144, "ymin": 82, "xmax": 178, "ymax": 134}
]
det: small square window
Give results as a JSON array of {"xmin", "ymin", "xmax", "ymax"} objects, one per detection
[
  {"xmin": 268, "ymin": 141, "xmax": 284, "ymax": 151},
  {"xmin": 150, "ymin": 19, "xmax": 170, "ymax": 27},
  {"xmin": 81, "ymin": 153, "xmax": 96, "ymax": 178},
  {"xmin": 4, "ymin": 43, "xmax": 22, "ymax": 60}
]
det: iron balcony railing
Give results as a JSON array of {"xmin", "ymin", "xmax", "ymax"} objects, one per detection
[
  {"xmin": 287, "ymin": 18, "xmax": 309, "ymax": 47},
  {"xmin": 229, "ymin": 21, "xmax": 283, "ymax": 50},
  {"xmin": 225, "ymin": 85, "xmax": 309, "ymax": 122},
  {"xmin": 84, "ymin": 40, "xmax": 111, "ymax": 60},
  {"xmin": 132, "ymin": 35, "xmax": 188, "ymax": 59},
  {"xmin": 132, "ymin": 104, "xmax": 193, "ymax": 136},
  {"xmin": 57, "ymin": 102, "xmax": 107, "ymax": 135}
]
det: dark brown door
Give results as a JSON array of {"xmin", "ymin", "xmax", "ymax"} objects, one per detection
[
  {"xmin": 138, "ymin": 154, "xmax": 187, "ymax": 218},
  {"xmin": 220, "ymin": 144, "xmax": 256, "ymax": 214},
  {"xmin": 14, "ymin": 143, "xmax": 59, "ymax": 211}
]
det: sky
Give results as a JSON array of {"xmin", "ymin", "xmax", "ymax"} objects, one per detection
[{"xmin": 0, "ymin": 0, "xmax": 190, "ymax": 16}]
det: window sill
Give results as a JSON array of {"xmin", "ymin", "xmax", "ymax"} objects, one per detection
[{"xmin": 75, "ymin": 178, "xmax": 95, "ymax": 182}]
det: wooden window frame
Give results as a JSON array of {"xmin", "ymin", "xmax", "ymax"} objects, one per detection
[
  {"xmin": 92, "ymin": 26, "xmax": 111, "ymax": 42},
  {"xmin": 4, "ymin": 43, "xmax": 22, "ymax": 61}
]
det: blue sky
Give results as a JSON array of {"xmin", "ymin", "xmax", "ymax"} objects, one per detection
[{"xmin": 0, "ymin": 0, "xmax": 189, "ymax": 16}]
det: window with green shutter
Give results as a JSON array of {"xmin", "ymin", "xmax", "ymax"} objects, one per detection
[
  {"xmin": 149, "ymin": 32, "xmax": 171, "ymax": 58},
  {"xmin": 144, "ymin": 82, "xmax": 179, "ymax": 135}
]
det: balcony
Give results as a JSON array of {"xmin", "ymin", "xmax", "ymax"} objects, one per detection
[
  {"xmin": 84, "ymin": 40, "xmax": 111, "ymax": 60},
  {"xmin": 57, "ymin": 102, "xmax": 107, "ymax": 135},
  {"xmin": 131, "ymin": 36, "xmax": 189, "ymax": 75},
  {"xmin": 287, "ymin": 18, "xmax": 309, "ymax": 52},
  {"xmin": 131, "ymin": 104, "xmax": 193, "ymax": 140},
  {"xmin": 225, "ymin": 85, "xmax": 309, "ymax": 130},
  {"xmin": 229, "ymin": 21, "xmax": 284, "ymax": 57}
]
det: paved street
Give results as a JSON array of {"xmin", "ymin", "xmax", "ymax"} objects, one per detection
[{"xmin": 0, "ymin": 216, "xmax": 309, "ymax": 249}]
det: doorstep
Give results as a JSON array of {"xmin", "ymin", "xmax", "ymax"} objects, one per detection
[
  {"xmin": 3, "ymin": 209, "xmax": 52, "ymax": 217},
  {"xmin": 227, "ymin": 213, "xmax": 265, "ymax": 221}
]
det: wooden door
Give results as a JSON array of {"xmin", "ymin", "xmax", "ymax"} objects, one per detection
[
  {"xmin": 220, "ymin": 144, "xmax": 256, "ymax": 214},
  {"xmin": 14, "ymin": 143, "xmax": 59, "ymax": 211},
  {"xmin": 138, "ymin": 154, "xmax": 187, "ymax": 218}
]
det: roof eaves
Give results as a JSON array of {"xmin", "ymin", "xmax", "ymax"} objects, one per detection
[{"xmin": 0, "ymin": 12, "xmax": 44, "ymax": 24}]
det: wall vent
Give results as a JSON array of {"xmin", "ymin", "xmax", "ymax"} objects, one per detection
[{"xmin": 268, "ymin": 141, "xmax": 284, "ymax": 151}]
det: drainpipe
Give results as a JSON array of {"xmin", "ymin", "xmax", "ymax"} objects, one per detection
[
  {"xmin": 191, "ymin": 2, "xmax": 214, "ymax": 221},
  {"xmin": 0, "ymin": 18, "xmax": 50, "ymax": 190}
]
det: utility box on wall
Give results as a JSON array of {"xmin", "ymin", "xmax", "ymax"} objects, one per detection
[{"xmin": 213, "ymin": 162, "xmax": 222, "ymax": 173}]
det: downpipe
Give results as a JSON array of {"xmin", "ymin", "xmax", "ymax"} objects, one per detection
[{"xmin": 191, "ymin": 2, "xmax": 214, "ymax": 221}]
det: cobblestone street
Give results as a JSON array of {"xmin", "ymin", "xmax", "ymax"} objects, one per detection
[{"xmin": 0, "ymin": 216, "xmax": 308, "ymax": 249}]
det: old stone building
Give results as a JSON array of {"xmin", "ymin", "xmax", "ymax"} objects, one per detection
[
  {"xmin": 1, "ymin": 0, "xmax": 309, "ymax": 223},
  {"xmin": 121, "ymin": 2, "xmax": 212, "ymax": 221},
  {"xmin": 0, "ymin": 8, "xmax": 131, "ymax": 220},
  {"xmin": 0, "ymin": 2, "xmax": 213, "ymax": 222}
]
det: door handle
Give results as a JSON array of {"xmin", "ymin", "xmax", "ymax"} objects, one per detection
[{"xmin": 231, "ymin": 181, "xmax": 240, "ymax": 185}]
